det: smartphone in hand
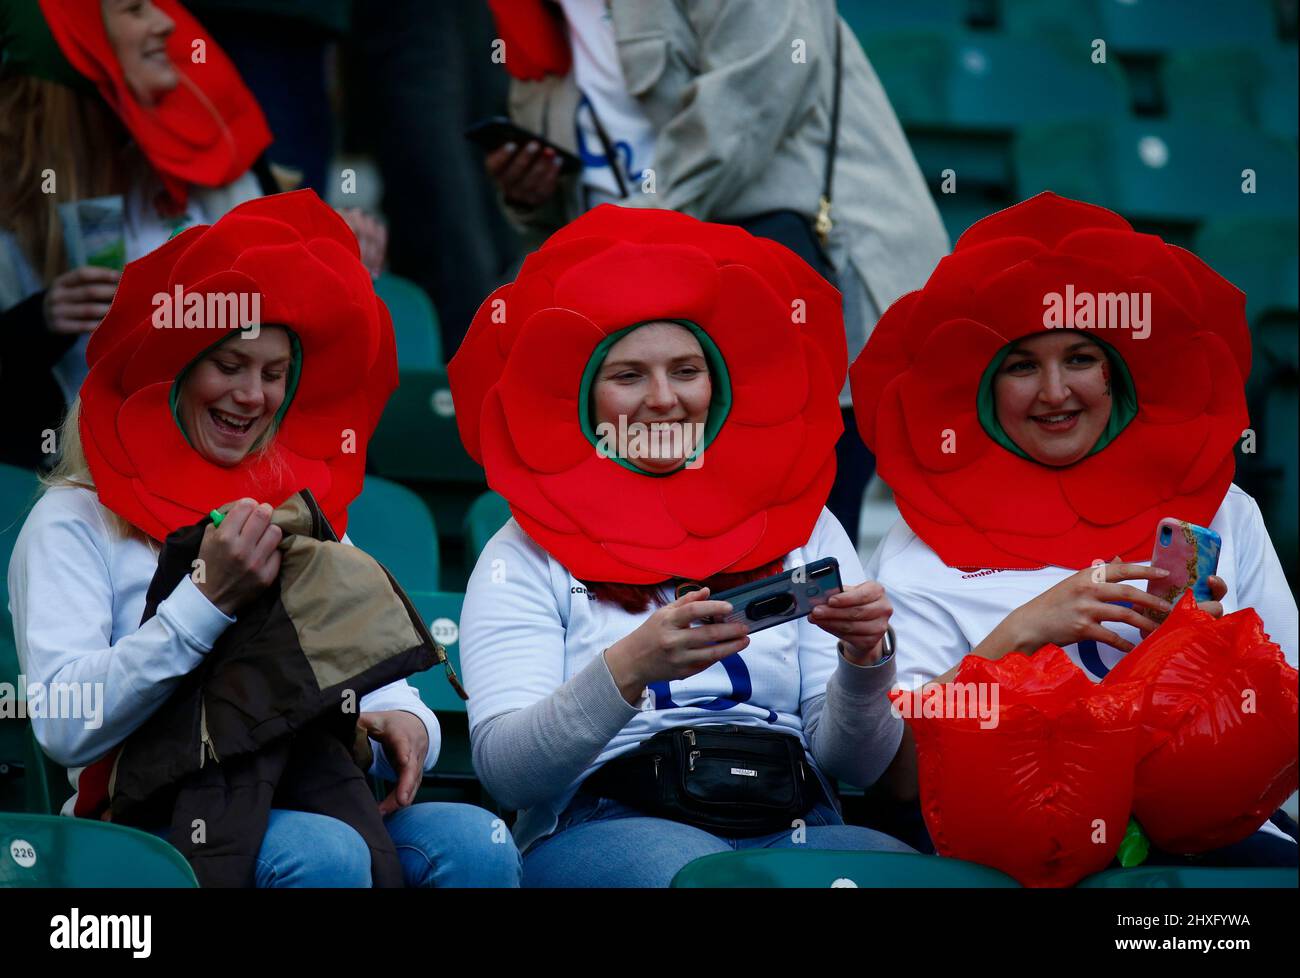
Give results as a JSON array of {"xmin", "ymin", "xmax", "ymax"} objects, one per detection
[
  {"xmin": 702, "ymin": 558, "xmax": 843, "ymax": 635},
  {"xmin": 1144, "ymin": 517, "xmax": 1221, "ymax": 623},
  {"xmin": 464, "ymin": 116, "xmax": 583, "ymax": 175}
]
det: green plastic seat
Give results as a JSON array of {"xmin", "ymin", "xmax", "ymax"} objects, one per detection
[
  {"xmin": 1014, "ymin": 119, "xmax": 1300, "ymax": 226},
  {"xmin": 837, "ymin": 0, "xmax": 964, "ymax": 41},
  {"xmin": 1001, "ymin": 0, "xmax": 1279, "ymax": 55},
  {"xmin": 864, "ymin": 28, "xmax": 1127, "ymax": 189},
  {"xmin": 368, "ymin": 275, "xmax": 484, "ymax": 484},
  {"xmin": 1163, "ymin": 46, "xmax": 1298, "ymax": 141},
  {"xmin": 1078, "ymin": 866, "xmax": 1298, "ymax": 888},
  {"xmin": 463, "ymin": 490, "xmax": 512, "ymax": 570},
  {"xmin": 864, "ymin": 29, "xmax": 1128, "ymax": 130},
  {"xmin": 395, "ymin": 591, "xmax": 480, "ymax": 794},
  {"xmin": 670, "ymin": 849, "xmax": 1021, "ymax": 887},
  {"xmin": 0, "ymin": 465, "xmax": 41, "ymax": 811},
  {"xmin": 345, "ymin": 475, "xmax": 440, "ymax": 592},
  {"xmin": 1194, "ymin": 216, "xmax": 1299, "ymax": 326},
  {"xmin": 0, "ymin": 812, "xmax": 197, "ymax": 887},
  {"xmin": 404, "ymin": 591, "xmax": 469, "ymax": 715},
  {"xmin": 375, "ymin": 271, "xmax": 443, "ymax": 366}
]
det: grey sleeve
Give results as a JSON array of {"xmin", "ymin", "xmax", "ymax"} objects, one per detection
[
  {"xmin": 803, "ymin": 650, "xmax": 903, "ymax": 789},
  {"xmin": 470, "ymin": 651, "xmax": 639, "ymax": 811}
]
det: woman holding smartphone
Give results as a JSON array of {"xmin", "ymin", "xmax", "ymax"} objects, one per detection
[
  {"xmin": 852, "ymin": 192, "xmax": 1298, "ymax": 866},
  {"xmin": 450, "ymin": 205, "xmax": 913, "ymax": 887}
]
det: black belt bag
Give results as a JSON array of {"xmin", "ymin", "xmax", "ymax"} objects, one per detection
[{"xmin": 580, "ymin": 724, "xmax": 816, "ymax": 838}]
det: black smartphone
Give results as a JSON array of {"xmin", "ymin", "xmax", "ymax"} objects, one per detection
[
  {"xmin": 463, "ymin": 116, "xmax": 583, "ymax": 176},
  {"xmin": 701, "ymin": 558, "xmax": 843, "ymax": 635}
]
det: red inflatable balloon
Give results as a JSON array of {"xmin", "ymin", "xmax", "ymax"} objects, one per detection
[
  {"xmin": 1103, "ymin": 593, "xmax": 1299, "ymax": 854},
  {"xmin": 892, "ymin": 647, "xmax": 1143, "ymax": 887}
]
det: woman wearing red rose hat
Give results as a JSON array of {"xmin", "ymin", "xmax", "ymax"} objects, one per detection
[
  {"xmin": 852, "ymin": 192, "xmax": 1297, "ymax": 864},
  {"xmin": 0, "ymin": 0, "xmax": 386, "ymax": 468},
  {"xmin": 450, "ymin": 204, "xmax": 913, "ymax": 887},
  {"xmin": 8, "ymin": 190, "xmax": 521, "ymax": 887}
]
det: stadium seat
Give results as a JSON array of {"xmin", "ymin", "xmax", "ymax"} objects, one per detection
[
  {"xmin": 865, "ymin": 29, "xmax": 1129, "ymax": 129},
  {"xmin": 1000, "ymin": 0, "xmax": 1280, "ymax": 55},
  {"xmin": 863, "ymin": 29, "xmax": 1128, "ymax": 189},
  {"xmin": 1194, "ymin": 216, "xmax": 1300, "ymax": 327},
  {"xmin": 0, "ymin": 465, "xmax": 41, "ymax": 811},
  {"xmin": 670, "ymin": 849, "xmax": 1021, "ymax": 887},
  {"xmin": 23, "ymin": 727, "xmax": 69, "ymax": 816},
  {"xmin": 1078, "ymin": 866, "xmax": 1298, "ymax": 888},
  {"xmin": 1163, "ymin": 45, "xmax": 1299, "ymax": 142},
  {"xmin": 346, "ymin": 475, "xmax": 440, "ymax": 593},
  {"xmin": 404, "ymin": 591, "xmax": 469, "ymax": 716},
  {"xmin": 0, "ymin": 812, "xmax": 197, "ymax": 887},
  {"xmin": 463, "ymin": 490, "xmax": 512, "ymax": 569},
  {"xmin": 1013, "ymin": 119, "xmax": 1300, "ymax": 227},
  {"xmin": 392, "ymin": 591, "xmax": 481, "ymax": 796},
  {"xmin": 368, "ymin": 274, "xmax": 484, "ymax": 484},
  {"xmin": 837, "ymin": 0, "xmax": 965, "ymax": 40},
  {"xmin": 375, "ymin": 271, "xmax": 442, "ymax": 366}
]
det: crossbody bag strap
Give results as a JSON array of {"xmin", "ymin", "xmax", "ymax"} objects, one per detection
[
  {"xmin": 815, "ymin": 20, "xmax": 844, "ymax": 247},
  {"xmin": 584, "ymin": 93, "xmax": 631, "ymax": 199}
]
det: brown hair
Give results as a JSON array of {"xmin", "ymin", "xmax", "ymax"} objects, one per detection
[
  {"xmin": 581, "ymin": 556, "xmax": 788, "ymax": 614},
  {"xmin": 0, "ymin": 74, "xmax": 136, "ymax": 284}
]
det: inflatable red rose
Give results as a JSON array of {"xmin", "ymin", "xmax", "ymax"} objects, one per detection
[
  {"xmin": 1103, "ymin": 593, "xmax": 1299, "ymax": 853},
  {"xmin": 893, "ymin": 646, "xmax": 1143, "ymax": 886}
]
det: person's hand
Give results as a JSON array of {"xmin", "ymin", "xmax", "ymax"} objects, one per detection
[
  {"xmin": 999, "ymin": 559, "xmax": 1174, "ymax": 656},
  {"xmin": 809, "ymin": 581, "xmax": 892, "ymax": 665},
  {"xmin": 43, "ymin": 266, "xmax": 120, "ymax": 335},
  {"xmin": 485, "ymin": 140, "xmax": 564, "ymax": 208},
  {"xmin": 359, "ymin": 710, "xmax": 429, "ymax": 816},
  {"xmin": 1196, "ymin": 574, "xmax": 1228, "ymax": 619},
  {"xmin": 193, "ymin": 499, "xmax": 282, "ymax": 616},
  {"xmin": 335, "ymin": 207, "xmax": 387, "ymax": 278},
  {"xmin": 603, "ymin": 587, "xmax": 749, "ymax": 705}
]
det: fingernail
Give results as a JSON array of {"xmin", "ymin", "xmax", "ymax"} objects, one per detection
[
  {"xmin": 503, "ymin": 142, "xmax": 516, "ymax": 154},
  {"xmin": 1155, "ymin": 568, "xmax": 1170, "ymax": 576},
  {"xmin": 525, "ymin": 142, "xmax": 539, "ymax": 153},
  {"xmin": 720, "ymin": 603, "xmax": 732, "ymax": 614},
  {"xmin": 552, "ymin": 156, "xmax": 564, "ymax": 167},
  {"xmin": 813, "ymin": 606, "xmax": 825, "ymax": 616}
]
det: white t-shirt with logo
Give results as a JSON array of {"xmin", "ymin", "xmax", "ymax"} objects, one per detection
[
  {"xmin": 460, "ymin": 507, "xmax": 863, "ymax": 846},
  {"xmin": 557, "ymin": 0, "xmax": 656, "ymax": 201},
  {"xmin": 865, "ymin": 483, "xmax": 1298, "ymax": 844}
]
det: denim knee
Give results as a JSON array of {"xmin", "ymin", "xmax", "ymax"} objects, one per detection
[{"xmin": 256, "ymin": 809, "xmax": 373, "ymax": 888}]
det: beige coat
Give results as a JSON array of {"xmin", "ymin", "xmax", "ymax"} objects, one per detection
[{"xmin": 502, "ymin": 0, "xmax": 950, "ymax": 398}]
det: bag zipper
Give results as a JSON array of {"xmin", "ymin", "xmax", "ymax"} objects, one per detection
[{"xmin": 199, "ymin": 696, "xmax": 220, "ymax": 767}]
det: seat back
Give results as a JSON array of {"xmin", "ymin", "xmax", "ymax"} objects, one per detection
[
  {"xmin": 670, "ymin": 849, "xmax": 1021, "ymax": 887},
  {"xmin": 0, "ymin": 812, "xmax": 197, "ymax": 887}
]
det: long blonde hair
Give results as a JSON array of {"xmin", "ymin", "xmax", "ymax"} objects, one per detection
[
  {"xmin": 0, "ymin": 75, "xmax": 142, "ymax": 285},
  {"xmin": 43, "ymin": 388, "xmax": 288, "ymax": 545},
  {"xmin": 40, "ymin": 397, "xmax": 154, "ymax": 545}
]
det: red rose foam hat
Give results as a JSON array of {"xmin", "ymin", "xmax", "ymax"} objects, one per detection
[
  {"xmin": 850, "ymin": 192, "xmax": 1251, "ymax": 569},
  {"xmin": 39, "ymin": 0, "xmax": 271, "ymax": 211},
  {"xmin": 448, "ymin": 204, "xmax": 847, "ymax": 584},
  {"xmin": 79, "ymin": 190, "xmax": 396, "ymax": 541}
]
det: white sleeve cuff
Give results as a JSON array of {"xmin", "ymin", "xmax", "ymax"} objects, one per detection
[{"xmin": 156, "ymin": 574, "xmax": 236, "ymax": 651}]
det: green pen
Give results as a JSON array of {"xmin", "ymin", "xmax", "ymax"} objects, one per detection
[{"xmin": 210, "ymin": 509, "xmax": 225, "ymax": 527}]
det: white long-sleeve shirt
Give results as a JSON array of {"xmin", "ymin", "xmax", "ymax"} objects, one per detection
[
  {"xmin": 865, "ymin": 484, "xmax": 1298, "ymax": 687},
  {"xmin": 7, "ymin": 485, "xmax": 441, "ymax": 814}
]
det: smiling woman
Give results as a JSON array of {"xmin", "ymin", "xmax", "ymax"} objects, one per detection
[
  {"xmin": 8, "ymin": 191, "xmax": 522, "ymax": 888},
  {"xmin": 173, "ymin": 327, "xmax": 294, "ymax": 467},
  {"xmin": 100, "ymin": 0, "xmax": 179, "ymax": 107}
]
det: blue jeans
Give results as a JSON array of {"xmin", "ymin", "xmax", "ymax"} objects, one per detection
[
  {"xmin": 522, "ymin": 794, "xmax": 915, "ymax": 888},
  {"xmin": 155, "ymin": 803, "xmax": 522, "ymax": 887}
]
